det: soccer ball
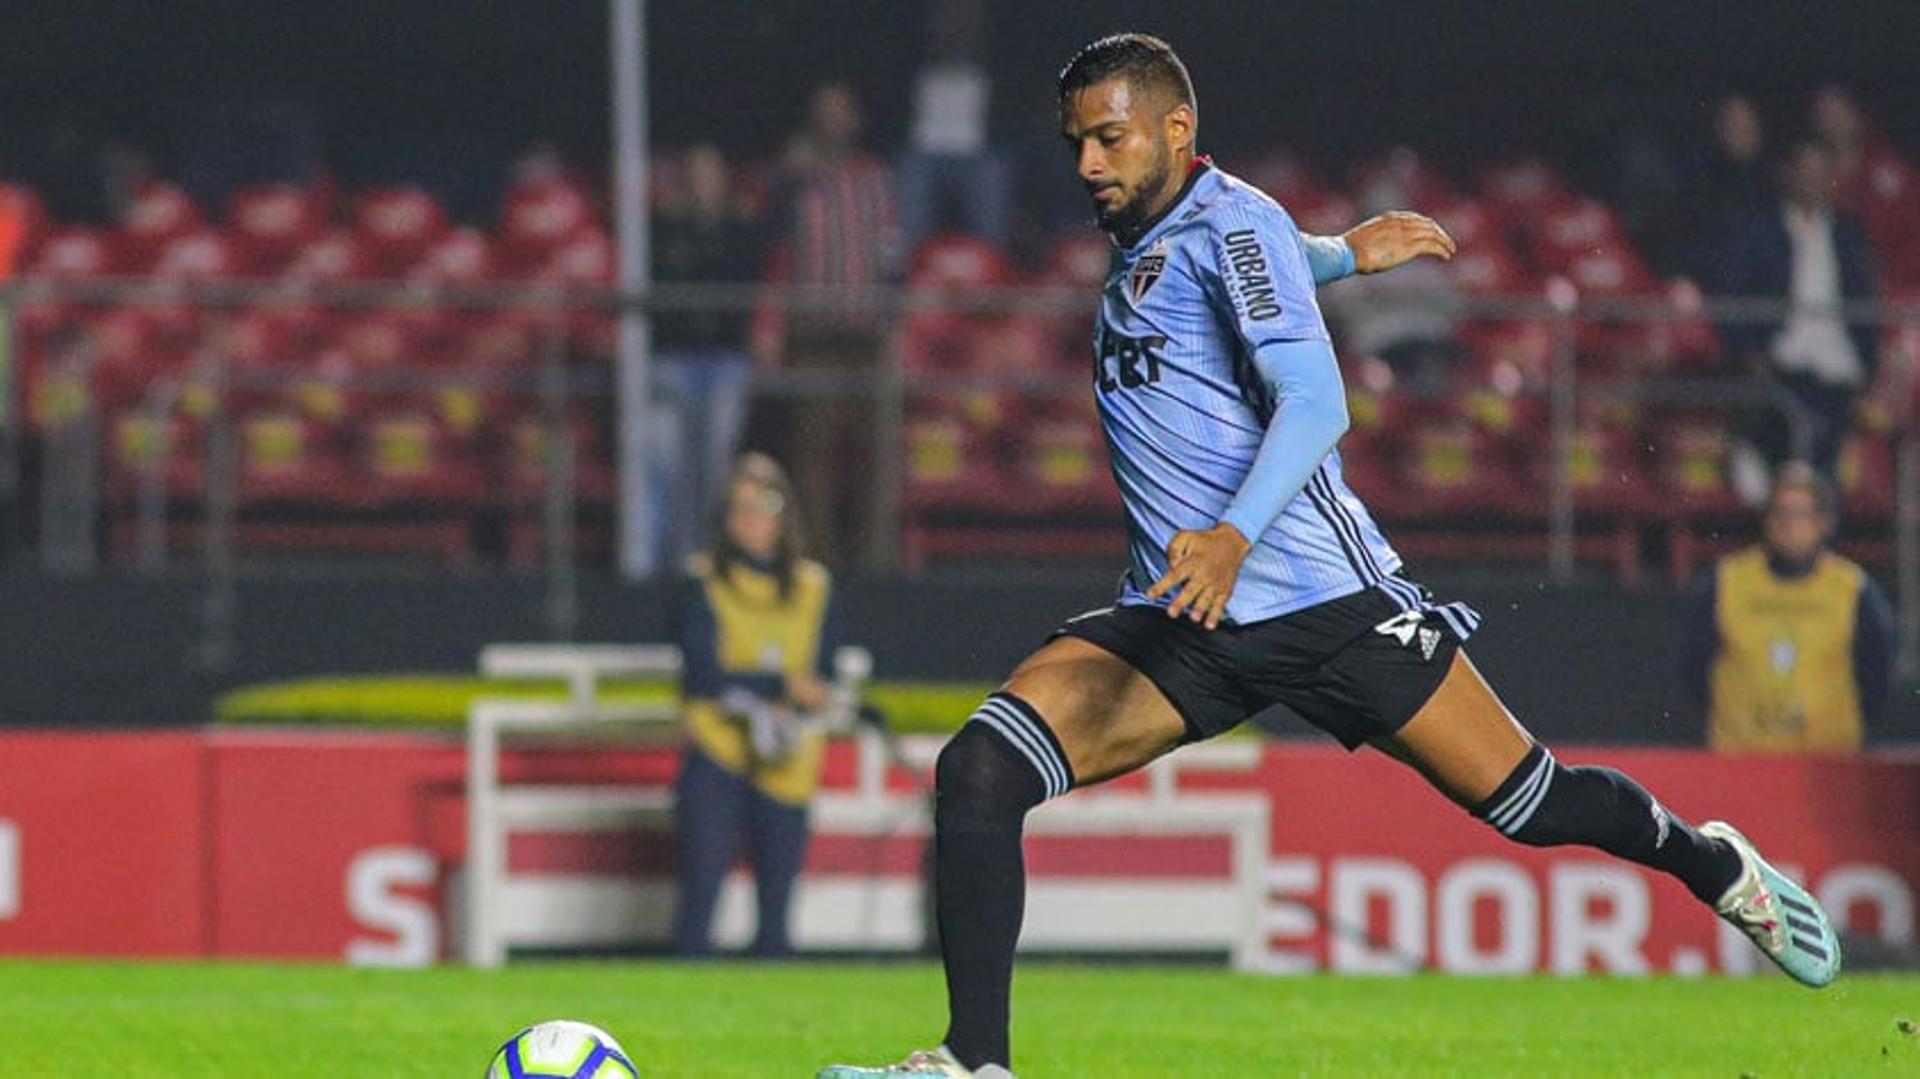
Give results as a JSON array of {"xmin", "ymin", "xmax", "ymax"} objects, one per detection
[{"xmin": 486, "ymin": 1019, "xmax": 639, "ymax": 1079}]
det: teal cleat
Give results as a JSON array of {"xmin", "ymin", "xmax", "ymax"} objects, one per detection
[
  {"xmin": 816, "ymin": 1047, "xmax": 1012, "ymax": 1078},
  {"xmin": 1700, "ymin": 820, "xmax": 1842, "ymax": 987}
]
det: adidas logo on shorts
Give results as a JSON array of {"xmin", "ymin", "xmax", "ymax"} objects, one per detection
[{"xmin": 1374, "ymin": 611, "xmax": 1442, "ymax": 661}]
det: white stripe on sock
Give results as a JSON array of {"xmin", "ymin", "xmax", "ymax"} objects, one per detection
[
  {"xmin": 1499, "ymin": 752, "xmax": 1558, "ymax": 835},
  {"xmin": 976, "ymin": 698, "xmax": 1067, "ymax": 798},
  {"xmin": 1486, "ymin": 750, "xmax": 1551, "ymax": 827},
  {"xmin": 975, "ymin": 699, "xmax": 1060, "ymax": 795}
]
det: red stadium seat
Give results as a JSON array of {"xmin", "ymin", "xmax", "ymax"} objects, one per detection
[
  {"xmin": 17, "ymin": 229, "xmax": 123, "ymax": 397},
  {"xmin": 901, "ymin": 235, "xmax": 1021, "ymax": 429},
  {"xmin": 118, "ymin": 183, "xmax": 205, "ymax": 270},
  {"xmin": 229, "ymin": 184, "xmax": 326, "ymax": 274},
  {"xmin": 539, "ymin": 226, "xmax": 614, "ymax": 283},
  {"xmin": 281, "ymin": 229, "xmax": 370, "ymax": 284},
  {"xmin": 360, "ymin": 411, "xmax": 490, "ymax": 508},
  {"xmin": 354, "ymin": 187, "xmax": 449, "ymax": 275},
  {"xmin": 103, "ymin": 409, "xmax": 205, "ymax": 505},
  {"xmin": 1445, "ymin": 242, "xmax": 1533, "ymax": 295},
  {"xmin": 501, "ymin": 178, "xmax": 597, "ymax": 268},
  {"xmin": 1426, "ymin": 199, "xmax": 1501, "ymax": 253},
  {"xmin": 1396, "ymin": 409, "xmax": 1525, "ymax": 516},
  {"xmin": 1625, "ymin": 277, "xmax": 1724, "ymax": 374},
  {"xmin": 410, "ymin": 226, "xmax": 499, "ymax": 285},
  {"xmin": 1042, "ymin": 230, "xmax": 1111, "ymax": 292},
  {"xmin": 909, "ymin": 234, "xmax": 1013, "ymax": 288},
  {"xmin": 234, "ymin": 408, "xmax": 355, "ymax": 506},
  {"xmin": 1338, "ymin": 358, "xmax": 1413, "ymax": 504},
  {"xmin": 1475, "ymin": 159, "xmax": 1577, "ymax": 254},
  {"xmin": 534, "ymin": 228, "xmax": 615, "ymax": 359},
  {"xmin": 500, "ymin": 412, "xmax": 618, "ymax": 566},
  {"xmin": 1020, "ymin": 412, "xmax": 1117, "ymax": 512},
  {"xmin": 902, "ymin": 413, "xmax": 1007, "ymax": 506},
  {"xmin": 404, "ymin": 228, "xmax": 501, "ymax": 361},
  {"xmin": 1550, "ymin": 420, "xmax": 1660, "ymax": 516},
  {"xmin": 898, "ymin": 239, "xmax": 1032, "ymax": 527},
  {"xmin": 1531, "ymin": 198, "xmax": 1629, "ymax": 274},
  {"xmin": 150, "ymin": 228, "xmax": 241, "ymax": 281},
  {"xmin": 87, "ymin": 306, "xmax": 176, "ymax": 415},
  {"xmin": 1656, "ymin": 416, "xmax": 1743, "ymax": 516},
  {"xmin": 27, "ymin": 226, "xmax": 118, "ymax": 278}
]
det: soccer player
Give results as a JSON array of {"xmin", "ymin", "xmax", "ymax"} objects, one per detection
[{"xmin": 821, "ymin": 33, "xmax": 1841, "ymax": 1079}]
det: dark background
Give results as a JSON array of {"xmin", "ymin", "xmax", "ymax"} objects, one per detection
[{"xmin": 4, "ymin": 1, "xmax": 1917, "ymax": 220}]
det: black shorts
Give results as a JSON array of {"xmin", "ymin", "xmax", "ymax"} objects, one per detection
[{"xmin": 1050, "ymin": 581, "xmax": 1478, "ymax": 749}]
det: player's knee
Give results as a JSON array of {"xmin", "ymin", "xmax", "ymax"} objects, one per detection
[
  {"xmin": 934, "ymin": 725, "xmax": 1036, "ymax": 831},
  {"xmin": 935, "ymin": 694, "xmax": 1072, "ymax": 830}
]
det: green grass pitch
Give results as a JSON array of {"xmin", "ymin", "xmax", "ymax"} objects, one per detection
[{"xmin": 7, "ymin": 959, "xmax": 1916, "ymax": 1076}]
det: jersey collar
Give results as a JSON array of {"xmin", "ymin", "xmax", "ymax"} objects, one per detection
[{"xmin": 1115, "ymin": 155, "xmax": 1213, "ymax": 253}]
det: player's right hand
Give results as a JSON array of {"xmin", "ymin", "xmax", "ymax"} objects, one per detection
[
  {"xmin": 1145, "ymin": 522, "xmax": 1254, "ymax": 631},
  {"xmin": 1343, "ymin": 211, "xmax": 1456, "ymax": 274}
]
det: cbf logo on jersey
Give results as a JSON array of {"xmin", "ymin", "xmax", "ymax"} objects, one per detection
[
  {"xmin": 1128, "ymin": 238, "xmax": 1168, "ymax": 304},
  {"xmin": 1094, "ymin": 322, "xmax": 1168, "ymax": 393}
]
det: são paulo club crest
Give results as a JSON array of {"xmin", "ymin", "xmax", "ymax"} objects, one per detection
[{"xmin": 1128, "ymin": 239, "xmax": 1168, "ymax": 304}]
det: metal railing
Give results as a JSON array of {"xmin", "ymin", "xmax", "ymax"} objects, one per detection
[{"xmin": 1, "ymin": 276, "xmax": 1914, "ymax": 674}]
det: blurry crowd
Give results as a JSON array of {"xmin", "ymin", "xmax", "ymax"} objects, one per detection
[{"xmin": 4, "ymin": 39, "xmax": 1917, "ymax": 574}]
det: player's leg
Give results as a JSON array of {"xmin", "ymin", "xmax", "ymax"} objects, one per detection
[
  {"xmin": 819, "ymin": 633, "xmax": 1191, "ymax": 1077},
  {"xmin": 672, "ymin": 749, "xmax": 749, "ymax": 957},
  {"xmin": 1379, "ymin": 650, "xmax": 1840, "ymax": 985},
  {"xmin": 933, "ymin": 636, "xmax": 1188, "ymax": 1071}
]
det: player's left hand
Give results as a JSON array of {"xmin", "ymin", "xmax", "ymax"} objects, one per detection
[
  {"xmin": 1145, "ymin": 522, "xmax": 1254, "ymax": 630},
  {"xmin": 1343, "ymin": 211, "xmax": 1456, "ymax": 274}
]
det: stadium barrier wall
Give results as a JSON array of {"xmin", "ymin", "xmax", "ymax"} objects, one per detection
[
  {"xmin": 6, "ymin": 573, "xmax": 1920, "ymax": 743},
  {"xmin": 1, "ymin": 728, "xmax": 1915, "ymax": 973}
]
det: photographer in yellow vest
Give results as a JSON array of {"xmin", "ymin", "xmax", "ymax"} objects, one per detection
[
  {"xmin": 672, "ymin": 453, "xmax": 841, "ymax": 956},
  {"xmin": 1682, "ymin": 462, "xmax": 1894, "ymax": 751}
]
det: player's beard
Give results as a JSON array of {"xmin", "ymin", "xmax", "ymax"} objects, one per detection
[{"xmin": 1095, "ymin": 138, "xmax": 1175, "ymax": 238}]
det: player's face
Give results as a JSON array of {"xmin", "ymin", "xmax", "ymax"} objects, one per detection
[
  {"xmin": 1763, "ymin": 487, "xmax": 1828, "ymax": 566},
  {"xmin": 1061, "ymin": 78, "xmax": 1184, "ymax": 236},
  {"xmin": 724, "ymin": 479, "xmax": 785, "ymax": 559}
]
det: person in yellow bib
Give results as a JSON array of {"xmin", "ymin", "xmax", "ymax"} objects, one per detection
[
  {"xmin": 1683, "ymin": 461, "xmax": 1894, "ymax": 752},
  {"xmin": 672, "ymin": 453, "xmax": 841, "ymax": 956}
]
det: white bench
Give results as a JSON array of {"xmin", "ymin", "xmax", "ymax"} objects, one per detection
[{"xmin": 462, "ymin": 642, "xmax": 869, "ymax": 967}]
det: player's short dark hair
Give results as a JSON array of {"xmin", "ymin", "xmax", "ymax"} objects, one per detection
[{"xmin": 1057, "ymin": 33, "xmax": 1196, "ymax": 115}]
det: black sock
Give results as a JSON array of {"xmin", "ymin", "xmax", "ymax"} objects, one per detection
[
  {"xmin": 1475, "ymin": 744, "xmax": 1743, "ymax": 904},
  {"xmin": 935, "ymin": 694, "xmax": 1072, "ymax": 1070}
]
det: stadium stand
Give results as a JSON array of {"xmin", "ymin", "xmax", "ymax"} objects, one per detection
[{"xmin": 4, "ymin": 128, "xmax": 1910, "ymax": 575}]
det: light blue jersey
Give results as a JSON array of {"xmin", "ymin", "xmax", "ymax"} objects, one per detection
[{"xmin": 1094, "ymin": 161, "xmax": 1411, "ymax": 624}]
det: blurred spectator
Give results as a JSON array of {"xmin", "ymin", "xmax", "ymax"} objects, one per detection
[
  {"xmin": 1674, "ymin": 93, "xmax": 1769, "ymax": 282},
  {"xmin": 1321, "ymin": 179, "xmax": 1464, "ymax": 388},
  {"xmin": 650, "ymin": 144, "xmax": 767, "ymax": 565},
  {"xmin": 1680, "ymin": 462, "xmax": 1893, "ymax": 752},
  {"xmin": 895, "ymin": 0, "xmax": 1011, "ymax": 250},
  {"xmin": 1810, "ymin": 85, "xmax": 1920, "ymax": 287},
  {"xmin": 1711, "ymin": 137, "xmax": 1879, "ymax": 486},
  {"xmin": 758, "ymin": 82, "xmax": 900, "ymax": 567},
  {"xmin": 1703, "ymin": 94, "xmax": 1771, "ymax": 215},
  {"xmin": 672, "ymin": 453, "xmax": 841, "ymax": 957}
]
